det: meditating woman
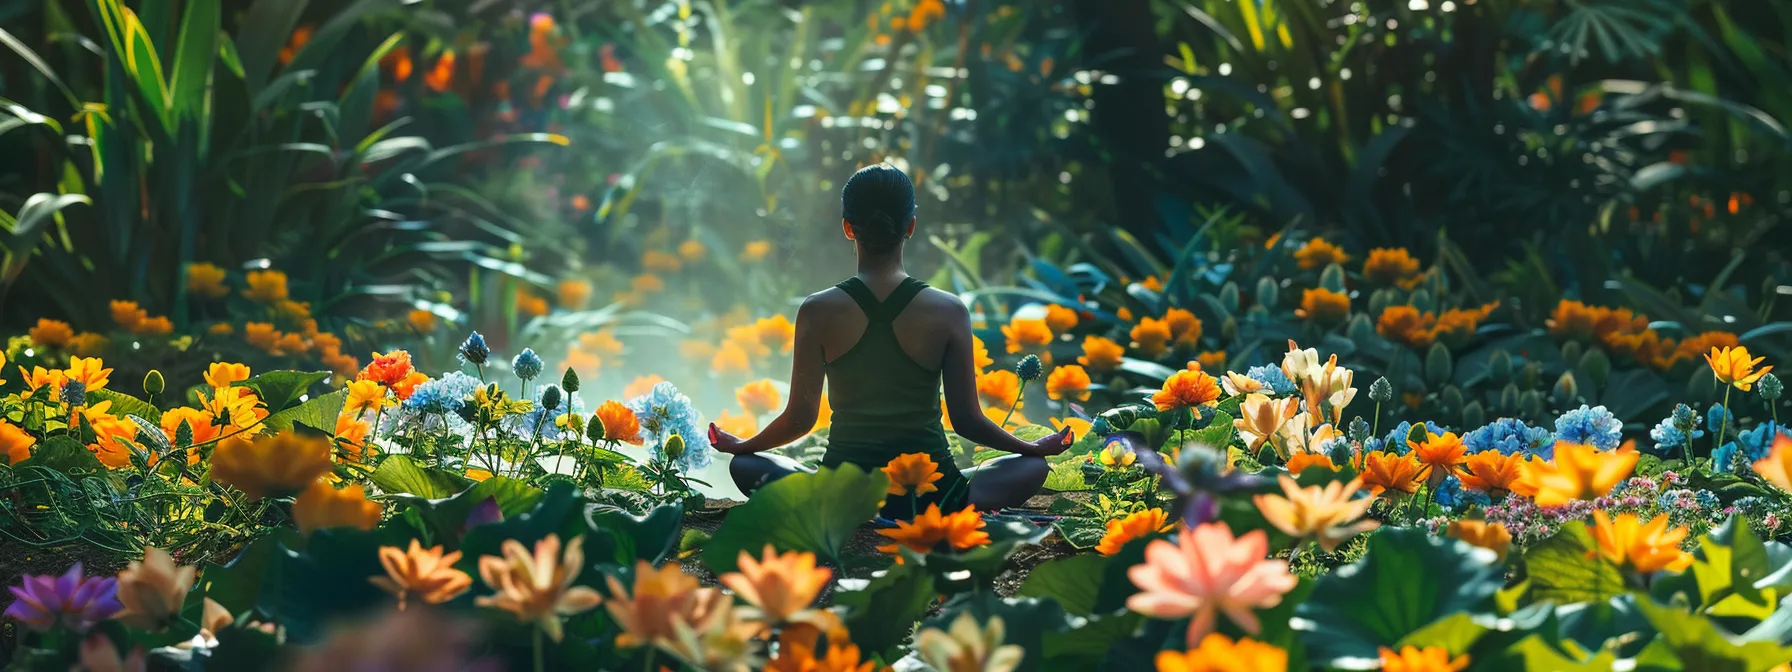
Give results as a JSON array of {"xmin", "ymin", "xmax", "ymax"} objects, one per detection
[{"xmin": 710, "ymin": 164, "xmax": 1071, "ymax": 517}]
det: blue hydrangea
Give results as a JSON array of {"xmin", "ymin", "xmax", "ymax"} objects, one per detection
[
  {"xmin": 1708, "ymin": 404, "xmax": 1734, "ymax": 434},
  {"xmin": 1463, "ymin": 418, "xmax": 1553, "ymax": 456},
  {"xmin": 512, "ymin": 348, "xmax": 543, "ymax": 381},
  {"xmin": 1646, "ymin": 415, "xmax": 1702, "ymax": 457},
  {"xmin": 1434, "ymin": 475, "xmax": 1490, "ymax": 510},
  {"xmin": 1713, "ymin": 422, "xmax": 1791, "ymax": 475},
  {"xmin": 403, "ymin": 371, "xmax": 482, "ymax": 415},
  {"xmin": 1694, "ymin": 489, "xmax": 1719, "ymax": 510},
  {"xmin": 1245, "ymin": 365, "xmax": 1295, "ymax": 395},
  {"xmin": 1555, "ymin": 405, "xmax": 1621, "ymax": 451},
  {"xmin": 512, "ymin": 385, "xmax": 585, "ymax": 443},
  {"xmin": 626, "ymin": 381, "xmax": 713, "ymax": 471}
]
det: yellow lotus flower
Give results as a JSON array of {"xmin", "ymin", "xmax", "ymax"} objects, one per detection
[
  {"xmin": 884, "ymin": 452, "xmax": 944, "ymax": 496},
  {"xmin": 292, "ymin": 481, "xmax": 381, "ymax": 536},
  {"xmin": 915, "ymin": 613, "xmax": 1025, "ymax": 672},
  {"xmin": 203, "ymin": 362, "xmax": 252, "ymax": 389},
  {"xmin": 1447, "ymin": 520, "xmax": 1512, "ymax": 561},
  {"xmin": 476, "ymin": 534, "xmax": 603, "ymax": 642},
  {"xmin": 113, "ymin": 548, "xmax": 197, "ymax": 630},
  {"xmin": 209, "ymin": 433, "xmax": 335, "ymax": 500},
  {"xmin": 1591, "ymin": 510, "xmax": 1693, "ymax": 574},
  {"xmin": 1706, "ymin": 345, "xmax": 1773, "ymax": 391},
  {"xmin": 1235, "ymin": 393, "xmax": 1299, "ymax": 454},
  {"xmin": 1253, "ymin": 475, "xmax": 1379, "ymax": 552},
  {"xmin": 1754, "ymin": 435, "xmax": 1792, "ymax": 493},
  {"xmin": 1520, "ymin": 441, "xmax": 1638, "ymax": 507},
  {"xmin": 370, "ymin": 540, "xmax": 472, "ymax": 610},
  {"xmin": 719, "ymin": 545, "xmax": 831, "ymax": 624}
]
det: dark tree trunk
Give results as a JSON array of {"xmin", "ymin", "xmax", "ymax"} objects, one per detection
[{"xmin": 1072, "ymin": 0, "xmax": 1172, "ymax": 241}]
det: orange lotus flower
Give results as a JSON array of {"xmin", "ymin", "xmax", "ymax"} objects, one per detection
[
  {"xmin": 1457, "ymin": 451, "xmax": 1527, "ymax": 496},
  {"xmin": 736, "ymin": 380, "xmax": 782, "ymax": 416},
  {"xmin": 624, "ymin": 375, "xmax": 667, "ymax": 399},
  {"xmin": 1285, "ymin": 452, "xmax": 1338, "ymax": 476},
  {"xmin": 358, "ymin": 350, "xmax": 415, "ymax": 387},
  {"xmin": 1363, "ymin": 248, "xmax": 1421, "ymax": 286},
  {"xmin": 1152, "ymin": 369, "xmax": 1221, "ymax": 411},
  {"xmin": 1755, "ymin": 435, "xmax": 1792, "ymax": 493},
  {"xmin": 110, "ymin": 547, "xmax": 197, "ymax": 631},
  {"xmin": 884, "ymin": 452, "xmax": 944, "ymax": 497},
  {"xmin": 204, "ymin": 362, "xmax": 251, "ymax": 389},
  {"xmin": 370, "ymin": 540, "xmax": 472, "ymax": 610},
  {"xmin": 1520, "ymin": 441, "xmax": 1638, "ymax": 507},
  {"xmin": 1297, "ymin": 288, "xmax": 1352, "ymax": 324},
  {"xmin": 1380, "ymin": 646, "xmax": 1469, "ymax": 672},
  {"xmin": 1294, "ymin": 237, "xmax": 1351, "ymax": 270},
  {"xmin": 1706, "ymin": 345, "xmax": 1773, "ymax": 391},
  {"xmin": 1592, "ymin": 510, "xmax": 1693, "ymax": 574},
  {"xmin": 29, "ymin": 318, "xmax": 74, "ymax": 349},
  {"xmin": 978, "ymin": 370, "xmax": 1022, "ymax": 409},
  {"xmin": 477, "ymin": 534, "xmax": 603, "ymax": 642},
  {"xmin": 1408, "ymin": 431, "xmax": 1467, "ymax": 483},
  {"xmin": 1046, "ymin": 365, "xmax": 1092, "ymax": 402},
  {"xmin": 63, "ymin": 356, "xmax": 112, "ymax": 394},
  {"xmin": 1359, "ymin": 451, "xmax": 1424, "ymax": 497},
  {"xmin": 1043, "ymin": 304, "xmax": 1080, "ymax": 333},
  {"xmin": 719, "ymin": 545, "xmax": 831, "ymax": 624},
  {"xmin": 187, "ymin": 263, "xmax": 230, "ymax": 299},
  {"xmin": 1003, "ymin": 318, "xmax": 1053, "ymax": 356},
  {"xmin": 0, "ymin": 420, "xmax": 35, "ymax": 466},
  {"xmin": 1156, "ymin": 633, "xmax": 1289, "ymax": 672},
  {"xmin": 293, "ymin": 481, "xmax": 381, "ymax": 536},
  {"xmin": 1131, "ymin": 317, "xmax": 1173, "ymax": 358},
  {"xmin": 1127, "ymin": 522, "xmax": 1298, "ymax": 645},
  {"xmin": 593, "ymin": 400, "xmax": 644, "ymax": 445},
  {"xmin": 1254, "ymin": 475, "xmax": 1379, "ymax": 552},
  {"xmin": 110, "ymin": 300, "xmax": 148, "ymax": 330},
  {"xmin": 242, "ymin": 269, "xmax": 289, "ymax": 302},
  {"xmin": 605, "ymin": 560, "xmax": 731, "ymax": 649},
  {"xmin": 1096, "ymin": 508, "xmax": 1173, "ymax": 556},
  {"xmin": 1079, "ymin": 335, "xmax": 1125, "ymax": 371},
  {"xmin": 210, "ymin": 433, "xmax": 335, "ymax": 500},
  {"xmin": 1447, "ymin": 520, "xmax": 1512, "ymax": 561},
  {"xmin": 877, "ymin": 504, "xmax": 991, "ymax": 556}
]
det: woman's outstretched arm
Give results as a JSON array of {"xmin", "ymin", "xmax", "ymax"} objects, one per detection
[
  {"xmin": 711, "ymin": 297, "xmax": 826, "ymax": 455},
  {"xmin": 939, "ymin": 300, "xmax": 1072, "ymax": 456}
]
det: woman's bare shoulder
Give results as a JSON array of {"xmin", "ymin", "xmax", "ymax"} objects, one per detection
[{"xmin": 914, "ymin": 286, "xmax": 969, "ymax": 320}]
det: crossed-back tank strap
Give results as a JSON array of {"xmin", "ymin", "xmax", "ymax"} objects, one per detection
[{"xmin": 835, "ymin": 277, "xmax": 929, "ymax": 323}]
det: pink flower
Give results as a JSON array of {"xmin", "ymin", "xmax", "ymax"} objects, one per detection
[{"xmin": 1125, "ymin": 522, "xmax": 1298, "ymax": 646}]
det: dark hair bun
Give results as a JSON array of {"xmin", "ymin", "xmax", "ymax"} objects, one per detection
[{"xmin": 841, "ymin": 165, "xmax": 915, "ymax": 254}]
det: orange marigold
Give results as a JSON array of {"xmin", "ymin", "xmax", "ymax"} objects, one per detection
[
  {"xmin": 1131, "ymin": 317, "xmax": 1173, "ymax": 359},
  {"xmin": 1152, "ymin": 369, "xmax": 1221, "ymax": 411},
  {"xmin": 876, "ymin": 504, "xmax": 990, "ymax": 556},
  {"xmin": 1296, "ymin": 288, "xmax": 1352, "ymax": 324},
  {"xmin": 1363, "ymin": 248, "xmax": 1421, "ymax": 286},
  {"xmin": 1079, "ymin": 335, "xmax": 1125, "ymax": 371},
  {"xmin": 1096, "ymin": 508, "xmax": 1172, "ymax": 555},
  {"xmin": 1046, "ymin": 365, "xmax": 1092, "ymax": 402},
  {"xmin": 1295, "ymin": 237, "xmax": 1351, "ymax": 270}
]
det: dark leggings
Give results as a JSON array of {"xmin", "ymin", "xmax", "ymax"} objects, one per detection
[{"xmin": 729, "ymin": 452, "xmax": 1049, "ymax": 514}]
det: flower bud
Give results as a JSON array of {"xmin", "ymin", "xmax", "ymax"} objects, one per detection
[
  {"xmin": 1255, "ymin": 277, "xmax": 1279, "ymax": 309},
  {"xmin": 1370, "ymin": 377, "xmax": 1393, "ymax": 403},
  {"xmin": 61, "ymin": 380, "xmax": 87, "ymax": 407},
  {"xmin": 512, "ymin": 348, "xmax": 543, "ymax": 381},
  {"xmin": 1552, "ymin": 372, "xmax": 1579, "ymax": 407},
  {"xmin": 143, "ymin": 370, "xmax": 165, "ymax": 397},
  {"xmin": 1487, "ymin": 350, "xmax": 1512, "ymax": 385},
  {"xmin": 1425, "ymin": 343, "xmax": 1452, "ymax": 387},
  {"xmin": 663, "ymin": 434, "xmax": 687, "ymax": 461},
  {"xmin": 561, "ymin": 367, "xmax": 581, "ymax": 393},
  {"xmin": 1217, "ymin": 282, "xmax": 1240, "ymax": 315},
  {"xmin": 1761, "ymin": 373, "xmax": 1783, "ymax": 401},
  {"xmin": 1016, "ymin": 355, "xmax": 1043, "ymax": 382},
  {"xmin": 539, "ymin": 384, "xmax": 563, "ymax": 412},
  {"xmin": 1319, "ymin": 264, "xmax": 1347, "ymax": 293},
  {"xmin": 458, "ymin": 331, "xmax": 490, "ymax": 365}
]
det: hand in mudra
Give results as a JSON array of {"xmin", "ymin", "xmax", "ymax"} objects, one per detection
[
  {"xmin": 1027, "ymin": 426, "xmax": 1075, "ymax": 457},
  {"xmin": 709, "ymin": 423, "xmax": 751, "ymax": 455}
]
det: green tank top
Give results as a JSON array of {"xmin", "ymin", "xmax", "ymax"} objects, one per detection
[{"xmin": 823, "ymin": 277, "xmax": 967, "ymax": 511}]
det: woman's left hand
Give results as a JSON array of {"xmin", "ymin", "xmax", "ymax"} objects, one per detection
[{"xmin": 709, "ymin": 423, "xmax": 753, "ymax": 455}]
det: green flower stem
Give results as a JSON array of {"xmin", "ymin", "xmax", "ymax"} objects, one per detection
[
  {"xmin": 1372, "ymin": 400, "xmax": 1382, "ymax": 438},
  {"xmin": 999, "ymin": 381, "xmax": 1029, "ymax": 429},
  {"xmin": 533, "ymin": 626, "xmax": 545, "ymax": 672},
  {"xmin": 1714, "ymin": 385, "xmax": 1733, "ymax": 470}
]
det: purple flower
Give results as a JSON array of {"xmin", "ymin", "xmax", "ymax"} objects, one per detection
[{"xmin": 4, "ymin": 563, "xmax": 121, "ymax": 632}]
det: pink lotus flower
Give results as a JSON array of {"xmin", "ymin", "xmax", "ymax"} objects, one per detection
[
  {"xmin": 4, "ymin": 563, "xmax": 120, "ymax": 632},
  {"xmin": 1126, "ymin": 522, "xmax": 1298, "ymax": 646}
]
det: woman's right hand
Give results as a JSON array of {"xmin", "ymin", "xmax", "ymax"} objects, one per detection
[
  {"xmin": 710, "ymin": 423, "xmax": 753, "ymax": 455},
  {"xmin": 1025, "ymin": 427, "xmax": 1074, "ymax": 457}
]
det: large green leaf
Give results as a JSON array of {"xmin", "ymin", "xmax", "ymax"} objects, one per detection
[
  {"xmin": 586, "ymin": 502, "xmax": 684, "ymax": 566},
  {"xmin": 242, "ymin": 370, "xmax": 331, "ymax": 414},
  {"xmin": 1294, "ymin": 528, "xmax": 1504, "ymax": 663},
  {"xmin": 388, "ymin": 476, "xmax": 543, "ymax": 547},
  {"xmin": 1524, "ymin": 521, "xmax": 1626, "ymax": 604},
  {"xmin": 1499, "ymin": 636, "xmax": 1622, "ymax": 671},
  {"xmin": 836, "ymin": 562, "xmax": 936, "ymax": 662},
  {"xmin": 271, "ymin": 526, "xmax": 419, "ymax": 643},
  {"xmin": 701, "ymin": 464, "xmax": 887, "ymax": 574},
  {"xmin": 1634, "ymin": 598, "xmax": 1792, "ymax": 671},
  {"xmin": 1016, "ymin": 553, "xmax": 1106, "ymax": 617},
  {"xmin": 917, "ymin": 515, "xmax": 1052, "ymax": 588},
  {"xmin": 370, "ymin": 455, "xmax": 473, "ymax": 499},
  {"xmin": 233, "ymin": 0, "xmax": 309, "ymax": 92},
  {"xmin": 89, "ymin": 389, "xmax": 160, "ymax": 424},
  {"xmin": 16, "ymin": 436, "xmax": 107, "ymax": 475},
  {"xmin": 1040, "ymin": 612, "xmax": 1145, "ymax": 671},
  {"xmin": 167, "ymin": 0, "xmax": 218, "ymax": 123},
  {"xmin": 263, "ymin": 388, "xmax": 347, "ymax": 434}
]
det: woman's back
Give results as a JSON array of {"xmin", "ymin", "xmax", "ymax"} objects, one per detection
[{"xmin": 814, "ymin": 276, "xmax": 962, "ymax": 485}]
